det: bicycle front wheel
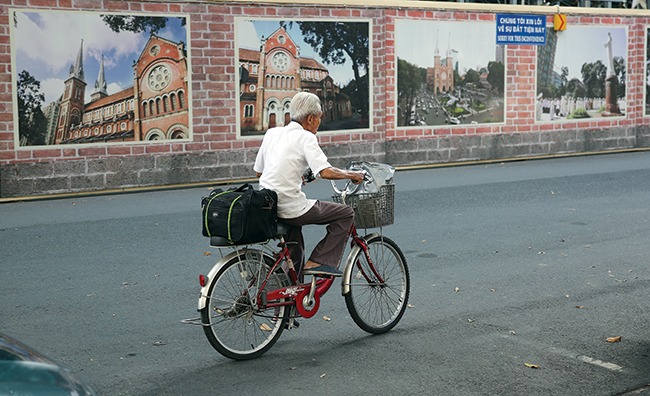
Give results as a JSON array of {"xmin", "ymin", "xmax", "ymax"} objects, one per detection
[
  {"xmin": 200, "ymin": 251, "xmax": 290, "ymax": 360},
  {"xmin": 344, "ymin": 234, "xmax": 410, "ymax": 334}
]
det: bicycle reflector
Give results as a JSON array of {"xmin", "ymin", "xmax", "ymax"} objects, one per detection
[{"xmin": 199, "ymin": 274, "xmax": 207, "ymax": 287}]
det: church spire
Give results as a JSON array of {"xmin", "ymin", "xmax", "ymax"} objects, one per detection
[
  {"xmin": 69, "ymin": 39, "xmax": 85, "ymax": 81},
  {"xmin": 92, "ymin": 54, "xmax": 108, "ymax": 99}
]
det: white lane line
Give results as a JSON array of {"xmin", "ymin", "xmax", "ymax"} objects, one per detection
[
  {"xmin": 500, "ymin": 334, "xmax": 625, "ymax": 373},
  {"xmin": 578, "ymin": 355, "xmax": 624, "ymax": 372}
]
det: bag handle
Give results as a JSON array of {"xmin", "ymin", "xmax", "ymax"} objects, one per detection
[{"xmin": 234, "ymin": 183, "xmax": 253, "ymax": 192}]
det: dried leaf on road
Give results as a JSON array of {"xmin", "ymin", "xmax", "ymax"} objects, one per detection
[
  {"xmin": 323, "ymin": 316, "xmax": 331, "ymax": 321},
  {"xmin": 606, "ymin": 336, "xmax": 622, "ymax": 343},
  {"xmin": 524, "ymin": 363, "xmax": 540, "ymax": 369},
  {"xmin": 259, "ymin": 323, "xmax": 272, "ymax": 331},
  {"xmin": 407, "ymin": 304, "xmax": 414, "ymax": 308},
  {"xmin": 203, "ymin": 251, "xmax": 212, "ymax": 256}
]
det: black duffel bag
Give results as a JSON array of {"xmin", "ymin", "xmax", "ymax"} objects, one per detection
[{"xmin": 201, "ymin": 183, "xmax": 278, "ymax": 244}]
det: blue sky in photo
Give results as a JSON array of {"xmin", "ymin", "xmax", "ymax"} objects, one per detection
[
  {"xmin": 12, "ymin": 10, "xmax": 187, "ymax": 105},
  {"xmin": 396, "ymin": 19, "xmax": 499, "ymax": 74},
  {"xmin": 551, "ymin": 26, "xmax": 627, "ymax": 80},
  {"xmin": 237, "ymin": 19, "xmax": 364, "ymax": 86}
]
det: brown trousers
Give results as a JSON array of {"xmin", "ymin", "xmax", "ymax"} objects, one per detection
[{"xmin": 281, "ymin": 201, "xmax": 354, "ymax": 279}]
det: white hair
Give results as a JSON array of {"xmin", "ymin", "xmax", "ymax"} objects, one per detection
[{"xmin": 290, "ymin": 92, "xmax": 322, "ymax": 122}]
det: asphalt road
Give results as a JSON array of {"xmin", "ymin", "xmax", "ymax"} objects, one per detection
[{"xmin": 2, "ymin": 152, "xmax": 650, "ymax": 395}]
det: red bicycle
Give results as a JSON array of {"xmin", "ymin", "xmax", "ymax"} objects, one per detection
[{"xmin": 186, "ymin": 173, "xmax": 409, "ymax": 360}]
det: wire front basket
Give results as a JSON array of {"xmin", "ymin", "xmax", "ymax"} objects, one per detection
[{"xmin": 333, "ymin": 184, "xmax": 395, "ymax": 229}]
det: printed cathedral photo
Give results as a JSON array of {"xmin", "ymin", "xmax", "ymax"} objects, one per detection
[
  {"xmin": 10, "ymin": 10, "xmax": 191, "ymax": 147},
  {"xmin": 236, "ymin": 19, "xmax": 372, "ymax": 137},
  {"xmin": 396, "ymin": 19, "xmax": 506, "ymax": 128}
]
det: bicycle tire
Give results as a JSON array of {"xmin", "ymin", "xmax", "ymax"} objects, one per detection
[
  {"xmin": 344, "ymin": 234, "xmax": 410, "ymax": 334},
  {"xmin": 200, "ymin": 250, "xmax": 290, "ymax": 360}
]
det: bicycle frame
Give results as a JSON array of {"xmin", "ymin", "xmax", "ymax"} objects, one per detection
[{"xmin": 247, "ymin": 223, "xmax": 387, "ymax": 318}]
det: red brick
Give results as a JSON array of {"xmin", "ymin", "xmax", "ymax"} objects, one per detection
[
  {"xmin": 107, "ymin": 146, "xmax": 132, "ymax": 156},
  {"xmin": 142, "ymin": 3, "xmax": 169, "ymax": 12},
  {"xmin": 332, "ymin": 9, "xmax": 352, "ymax": 17},
  {"xmin": 0, "ymin": 150, "xmax": 15, "ymax": 160},
  {"xmin": 28, "ymin": 0, "xmax": 57, "ymax": 6},
  {"xmin": 145, "ymin": 145, "xmax": 171, "ymax": 154},
  {"xmin": 78, "ymin": 147, "xmax": 107, "ymax": 157},
  {"xmin": 210, "ymin": 141, "xmax": 232, "ymax": 150},
  {"xmin": 131, "ymin": 146, "xmax": 145, "ymax": 155},
  {"xmin": 16, "ymin": 150, "xmax": 32, "ymax": 160},
  {"xmin": 33, "ymin": 149, "xmax": 62, "ymax": 158},
  {"xmin": 105, "ymin": 0, "xmax": 129, "ymax": 11}
]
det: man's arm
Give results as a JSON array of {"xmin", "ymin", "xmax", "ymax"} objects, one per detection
[{"xmin": 319, "ymin": 167, "xmax": 364, "ymax": 184}]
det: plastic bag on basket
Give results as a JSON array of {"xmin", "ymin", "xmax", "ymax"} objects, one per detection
[
  {"xmin": 333, "ymin": 162, "xmax": 395, "ymax": 228},
  {"xmin": 346, "ymin": 161, "xmax": 395, "ymax": 193}
]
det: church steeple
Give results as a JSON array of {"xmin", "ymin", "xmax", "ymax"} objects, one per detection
[
  {"xmin": 69, "ymin": 39, "xmax": 85, "ymax": 81},
  {"xmin": 91, "ymin": 54, "xmax": 108, "ymax": 102},
  {"xmin": 56, "ymin": 39, "xmax": 87, "ymax": 144}
]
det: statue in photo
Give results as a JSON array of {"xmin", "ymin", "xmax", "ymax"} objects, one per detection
[{"xmin": 604, "ymin": 32, "xmax": 621, "ymax": 115}]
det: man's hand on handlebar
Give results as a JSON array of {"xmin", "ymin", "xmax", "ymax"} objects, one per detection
[{"xmin": 350, "ymin": 171, "xmax": 365, "ymax": 185}]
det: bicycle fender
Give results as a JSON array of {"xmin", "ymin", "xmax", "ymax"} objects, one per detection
[
  {"xmin": 341, "ymin": 233, "xmax": 380, "ymax": 296},
  {"xmin": 197, "ymin": 249, "xmax": 245, "ymax": 311}
]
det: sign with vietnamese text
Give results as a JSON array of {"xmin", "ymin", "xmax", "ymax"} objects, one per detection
[{"xmin": 496, "ymin": 14, "xmax": 546, "ymax": 45}]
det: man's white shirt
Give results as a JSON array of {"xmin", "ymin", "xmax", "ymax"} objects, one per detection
[{"xmin": 253, "ymin": 122, "xmax": 331, "ymax": 219}]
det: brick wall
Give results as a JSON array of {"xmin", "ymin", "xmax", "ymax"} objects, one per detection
[{"xmin": 1, "ymin": 0, "xmax": 649, "ymax": 198}]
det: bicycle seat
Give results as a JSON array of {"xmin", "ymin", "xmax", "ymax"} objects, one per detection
[
  {"xmin": 276, "ymin": 221, "xmax": 290, "ymax": 236},
  {"xmin": 209, "ymin": 222, "xmax": 291, "ymax": 247}
]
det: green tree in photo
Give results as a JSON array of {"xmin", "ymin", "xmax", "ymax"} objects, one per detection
[
  {"xmin": 397, "ymin": 58, "xmax": 425, "ymax": 125},
  {"xmin": 487, "ymin": 61, "xmax": 504, "ymax": 95},
  {"xmin": 17, "ymin": 70, "xmax": 48, "ymax": 146},
  {"xmin": 580, "ymin": 60, "xmax": 606, "ymax": 99},
  {"xmin": 101, "ymin": 15, "xmax": 184, "ymax": 35},
  {"xmin": 292, "ymin": 21, "xmax": 370, "ymax": 119}
]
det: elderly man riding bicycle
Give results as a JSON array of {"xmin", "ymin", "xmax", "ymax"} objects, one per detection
[{"xmin": 253, "ymin": 92, "xmax": 365, "ymax": 279}]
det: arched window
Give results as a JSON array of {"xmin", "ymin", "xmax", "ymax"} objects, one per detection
[
  {"xmin": 163, "ymin": 96, "xmax": 169, "ymax": 113},
  {"xmin": 244, "ymin": 104, "xmax": 254, "ymax": 118},
  {"xmin": 155, "ymin": 98, "xmax": 161, "ymax": 115},
  {"xmin": 170, "ymin": 93, "xmax": 176, "ymax": 111},
  {"xmin": 179, "ymin": 91, "xmax": 185, "ymax": 108}
]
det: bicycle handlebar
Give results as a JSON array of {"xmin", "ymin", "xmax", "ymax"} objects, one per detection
[
  {"xmin": 330, "ymin": 171, "xmax": 371, "ymax": 196},
  {"xmin": 303, "ymin": 167, "xmax": 372, "ymax": 196}
]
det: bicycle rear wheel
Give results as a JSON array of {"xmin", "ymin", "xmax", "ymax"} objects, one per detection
[
  {"xmin": 200, "ymin": 251, "xmax": 290, "ymax": 360},
  {"xmin": 344, "ymin": 234, "xmax": 409, "ymax": 334}
]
